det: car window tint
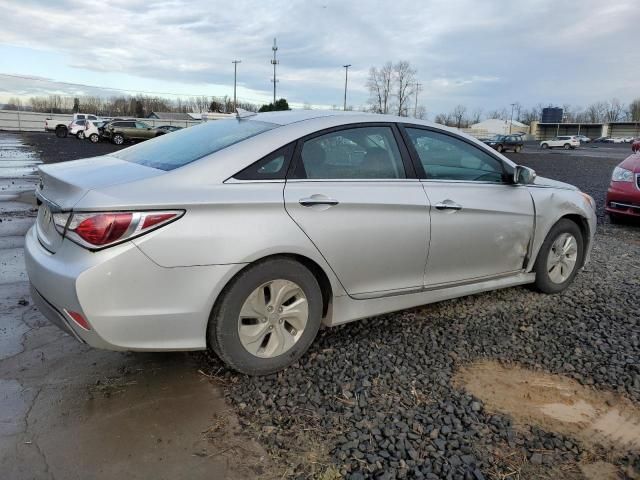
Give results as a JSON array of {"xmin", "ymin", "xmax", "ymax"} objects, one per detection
[
  {"xmin": 406, "ymin": 128, "xmax": 504, "ymax": 183},
  {"xmin": 234, "ymin": 146, "xmax": 291, "ymax": 180},
  {"xmin": 135, "ymin": 122, "xmax": 148, "ymax": 129},
  {"xmin": 295, "ymin": 126, "xmax": 405, "ymax": 179},
  {"xmin": 76, "ymin": 115, "xmax": 85, "ymax": 119},
  {"xmin": 77, "ymin": 120, "xmax": 85, "ymax": 125},
  {"xmin": 113, "ymin": 119, "xmax": 276, "ymax": 171},
  {"xmin": 88, "ymin": 115, "xmax": 97, "ymax": 120}
]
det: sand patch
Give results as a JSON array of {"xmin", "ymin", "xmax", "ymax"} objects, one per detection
[
  {"xmin": 454, "ymin": 360, "xmax": 640, "ymax": 453},
  {"xmin": 580, "ymin": 461, "xmax": 620, "ymax": 480}
]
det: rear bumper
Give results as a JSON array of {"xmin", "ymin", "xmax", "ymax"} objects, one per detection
[
  {"xmin": 605, "ymin": 182, "xmax": 640, "ymax": 218},
  {"xmin": 24, "ymin": 225, "xmax": 243, "ymax": 351}
]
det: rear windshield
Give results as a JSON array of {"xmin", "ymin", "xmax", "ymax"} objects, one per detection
[{"xmin": 112, "ymin": 119, "xmax": 276, "ymax": 171}]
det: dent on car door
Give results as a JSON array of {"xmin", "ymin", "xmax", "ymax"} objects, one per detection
[
  {"xmin": 401, "ymin": 126, "xmax": 535, "ymax": 287},
  {"xmin": 283, "ymin": 124, "xmax": 430, "ymax": 297}
]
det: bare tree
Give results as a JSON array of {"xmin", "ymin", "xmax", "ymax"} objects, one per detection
[
  {"xmin": 627, "ymin": 98, "xmax": 640, "ymax": 121},
  {"xmin": 605, "ymin": 98, "xmax": 624, "ymax": 122},
  {"xmin": 486, "ymin": 109, "xmax": 502, "ymax": 119},
  {"xmin": 394, "ymin": 61, "xmax": 416, "ymax": 117},
  {"xmin": 470, "ymin": 108, "xmax": 483, "ymax": 125},
  {"xmin": 451, "ymin": 105, "xmax": 467, "ymax": 128},
  {"xmin": 366, "ymin": 62, "xmax": 393, "ymax": 114},
  {"xmin": 415, "ymin": 105, "xmax": 428, "ymax": 120},
  {"xmin": 434, "ymin": 112, "xmax": 451, "ymax": 126},
  {"xmin": 585, "ymin": 102, "xmax": 607, "ymax": 123}
]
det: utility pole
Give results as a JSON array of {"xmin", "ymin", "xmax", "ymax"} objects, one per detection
[
  {"xmin": 509, "ymin": 102, "xmax": 516, "ymax": 134},
  {"xmin": 343, "ymin": 64, "xmax": 351, "ymax": 111},
  {"xmin": 271, "ymin": 38, "xmax": 279, "ymax": 106},
  {"xmin": 232, "ymin": 60, "xmax": 241, "ymax": 111},
  {"xmin": 414, "ymin": 82, "xmax": 422, "ymax": 118}
]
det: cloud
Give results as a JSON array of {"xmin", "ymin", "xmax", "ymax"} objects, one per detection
[{"xmin": 0, "ymin": 0, "xmax": 638, "ymax": 113}]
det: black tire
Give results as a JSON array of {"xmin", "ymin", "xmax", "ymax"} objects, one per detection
[
  {"xmin": 208, "ymin": 258, "xmax": 323, "ymax": 375},
  {"xmin": 496, "ymin": 144, "xmax": 504, "ymax": 153},
  {"xmin": 55, "ymin": 126, "xmax": 67, "ymax": 138},
  {"xmin": 608, "ymin": 213, "xmax": 624, "ymax": 225},
  {"xmin": 563, "ymin": 143, "xmax": 571, "ymax": 150},
  {"xmin": 112, "ymin": 133, "xmax": 125, "ymax": 145},
  {"xmin": 89, "ymin": 133, "xmax": 99, "ymax": 143},
  {"xmin": 76, "ymin": 131, "xmax": 84, "ymax": 140},
  {"xmin": 514, "ymin": 145, "xmax": 522, "ymax": 153},
  {"xmin": 533, "ymin": 219, "xmax": 584, "ymax": 294},
  {"xmin": 541, "ymin": 143, "xmax": 549, "ymax": 149}
]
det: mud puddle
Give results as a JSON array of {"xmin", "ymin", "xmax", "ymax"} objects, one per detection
[{"xmin": 454, "ymin": 360, "xmax": 640, "ymax": 456}]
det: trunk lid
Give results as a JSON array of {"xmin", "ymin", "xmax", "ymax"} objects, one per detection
[{"xmin": 35, "ymin": 155, "xmax": 164, "ymax": 253}]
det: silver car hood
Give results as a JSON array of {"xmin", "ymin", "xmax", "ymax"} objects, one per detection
[{"xmin": 531, "ymin": 176, "xmax": 578, "ymax": 191}]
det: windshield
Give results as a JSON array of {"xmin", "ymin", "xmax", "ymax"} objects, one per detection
[{"xmin": 112, "ymin": 119, "xmax": 276, "ymax": 171}]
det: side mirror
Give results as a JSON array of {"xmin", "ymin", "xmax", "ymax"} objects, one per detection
[{"xmin": 513, "ymin": 165, "xmax": 536, "ymax": 185}]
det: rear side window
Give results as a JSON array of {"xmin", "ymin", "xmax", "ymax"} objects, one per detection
[
  {"xmin": 76, "ymin": 120, "xmax": 85, "ymax": 125},
  {"xmin": 234, "ymin": 145, "xmax": 293, "ymax": 180},
  {"xmin": 113, "ymin": 119, "xmax": 276, "ymax": 171}
]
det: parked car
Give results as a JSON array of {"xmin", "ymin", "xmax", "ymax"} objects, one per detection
[
  {"xmin": 610, "ymin": 137, "xmax": 625, "ymax": 144},
  {"xmin": 26, "ymin": 110, "xmax": 597, "ymax": 375},
  {"xmin": 622, "ymin": 137, "xmax": 635, "ymax": 143},
  {"xmin": 482, "ymin": 134, "xmax": 524, "ymax": 153},
  {"xmin": 156, "ymin": 125, "xmax": 183, "ymax": 133},
  {"xmin": 45, "ymin": 113, "xmax": 100, "ymax": 138},
  {"xmin": 592, "ymin": 137, "xmax": 611, "ymax": 143},
  {"xmin": 540, "ymin": 136, "xmax": 580, "ymax": 150},
  {"xmin": 575, "ymin": 135, "xmax": 591, "ymax": 143},
  {"xmin": 103, "ymin": 120, "xmax": 165, "ymax": 144},
  {"xmin": 633, "ymin": 139, "xmax": 640, "ymax": 153},
  {"xmin": 68, "ymin": 119, "xmax": 87, "ymax": 138},
  {"xmin": 605, "ymin": 152, "xmax": 640, "ymax": 222},
  {"xmin": 83, "ymin": 121, "xmax": 102, "ymax": 143}
]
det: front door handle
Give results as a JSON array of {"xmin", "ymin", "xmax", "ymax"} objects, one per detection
[
  {"xmin": 299, "ymin": 195, "xmax": 339, "ymax": 207},
  {"xmin": 435, "ymin": 200, "xmax": 462, "ymax": 211}
]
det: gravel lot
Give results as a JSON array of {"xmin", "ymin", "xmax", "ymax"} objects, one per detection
[{"xmin": 8, "ymin": 133, "xmax": 640, "ymax": 479}]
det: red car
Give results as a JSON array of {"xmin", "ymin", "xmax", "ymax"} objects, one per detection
[
  {"xmin": 633, "ymin": 139, "xmax": 640, "ymax": 153},
  {"xmin": 606, "ymin": 150, "xmax": 640, "ymax": 222}
]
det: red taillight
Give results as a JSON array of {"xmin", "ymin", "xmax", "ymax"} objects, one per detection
[
  {"xmin": 66, "ymin": 310, "xmax": 90, "ymax": 331},
  {"xmin": 75, "ymin": 213, "xmax": 133, "ymax": 245},
  {"xmin": 65, "ymin": 210, "xmax": 182, "ymax": 249}
]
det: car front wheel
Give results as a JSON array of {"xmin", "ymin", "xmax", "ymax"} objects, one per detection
[
  {"xmin": 112, "ymin": 133, "xmax": 125, "ymax": 145},
  {"xmin": 563, "ymin": 143, "xmax": 571, "ymax": 149},
  {"xmin": 541, "ymin": 143, "xmax": 549, "ymax": 149},
  {"xmin": 55, "ymin": 126, "xmax": 67, "ymax": 138},
  {"xmin": 208, "ymin": 258, "xmax": 323, "ymax": 375},
  {"xmin": 89, "ymin": 133, "xmax": 99, "ymax": 143},
  {"xmin": 534, "ymin": 219, "xmax": 584, "ymax": 294}
]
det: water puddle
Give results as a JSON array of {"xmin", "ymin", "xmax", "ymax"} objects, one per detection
[{"xmin": 454, "ymin": 360, "xmax": 640, "ymax": 453}]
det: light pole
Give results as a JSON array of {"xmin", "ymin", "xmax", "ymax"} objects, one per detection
[
  {"xmin": 232, "ymin": 60, "xmax": 241, "ymax": 111},
  {"xmin": 271, "ymin": 38, "xmax": 279, "ymax": 106},
  {"xmin": 414, "ymin": 82, "xmax": 422, "ymax": 118},
  {"xmin": 509, "ymin": 102, "xmax": 516, "ymax": 134},
  {"xmin": 343, "ymin": 64, "xmax": 351, "ymax": 111}
]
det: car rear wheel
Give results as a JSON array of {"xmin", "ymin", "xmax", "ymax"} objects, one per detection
[
  {"xmin": 514, "ymin": 145, "xmax": 522, "ymax": 153},
  {"xmin": 208, "ymin": 258, "xmax": 323, "ymax": 375},
  {"xmin": 89, "ymin": 133, "xmax": 99, "ymax": 143},
  {"xmin": 496, "ymin": 145, "xmax": 504, "ymax": 153},
  {"xmin": 112, "ymin": 133, "xmax": 124, "ymax": 145},
  {"xmin": 563, "ymin": 143, "xmax": 571, "ymax": 149},
  {"xmin": 77, "ymin": 131, "xmax": 84, "ymax": 140},
  {"xmin": 55, "ymin": 126, "xmax": 67, "ymax": 138},
  {"xmin": 534, "ymin": 219, "xmax": 584, "ymax": 294},
  {"xmin": 541, "ymin": 143, "xmax": 549, "ymax": 149}
]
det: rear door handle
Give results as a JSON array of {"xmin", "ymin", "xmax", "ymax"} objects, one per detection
[
  {"xmin": 435, "ymin": 200, "xmax": 462, "ymax": 211},
  {"xmin": 299, "ymin": 195, "xmax": 339, "ymax": 207}
]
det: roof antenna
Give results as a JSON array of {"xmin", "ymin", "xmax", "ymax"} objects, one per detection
[{"xmin": 236, "ymin": 108, "xmax": 257, "ymax": 119}]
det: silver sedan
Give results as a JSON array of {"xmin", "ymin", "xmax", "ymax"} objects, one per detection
[{"xmin": 25, "ymin": 111, "xmax": 597, "ymax": 375}]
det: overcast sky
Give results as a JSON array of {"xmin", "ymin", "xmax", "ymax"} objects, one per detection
[{"xmin": 0, "ymin": 0, "xmax": 638, "ymax": 114}]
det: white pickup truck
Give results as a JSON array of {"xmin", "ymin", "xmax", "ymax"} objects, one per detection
[{"xmin": 45, "ymin": 113, "xmax": 100, "ymax": 138}]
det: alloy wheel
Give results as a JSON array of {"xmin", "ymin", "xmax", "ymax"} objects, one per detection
[
  {"xmin": 546, "ymin": 233, "xmax": 578, "ymax": 284},
  {"xmin": 237, "ymin": 279, "xmax": 308, "ymax": 358}
]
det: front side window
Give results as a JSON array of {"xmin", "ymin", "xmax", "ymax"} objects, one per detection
[
  {"xmin": 405, "ymin": 128, "xmax": 505, "ymax": 183},
  {"xmin": 293, "ymin": 126, "xmax": 405, "ymax": 179},
  {"xmin": 136, "ymin": 122, "xmax": 149, "ymax": 129}
]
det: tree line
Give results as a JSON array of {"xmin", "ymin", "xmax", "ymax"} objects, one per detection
[{"xmin": 2, "ymin": 94, "xmax": 262, "ymax": 117}]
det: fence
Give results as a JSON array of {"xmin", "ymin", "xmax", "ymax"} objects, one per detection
[{"xmin": 0, "ymin": 110, "xmax": 234, "ymax": 132}]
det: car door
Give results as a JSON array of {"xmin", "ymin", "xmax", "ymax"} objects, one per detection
[
  {"xmin": 401, "ymin": 125, "xmax": 535, "ymax": 287},
  {"xmin": 284, "ymin": 124, "xmax": 430, "ymax": 298},
  {"xmin": 133, "ymin": 122, "xmax": 153, "ymax": 139}
]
